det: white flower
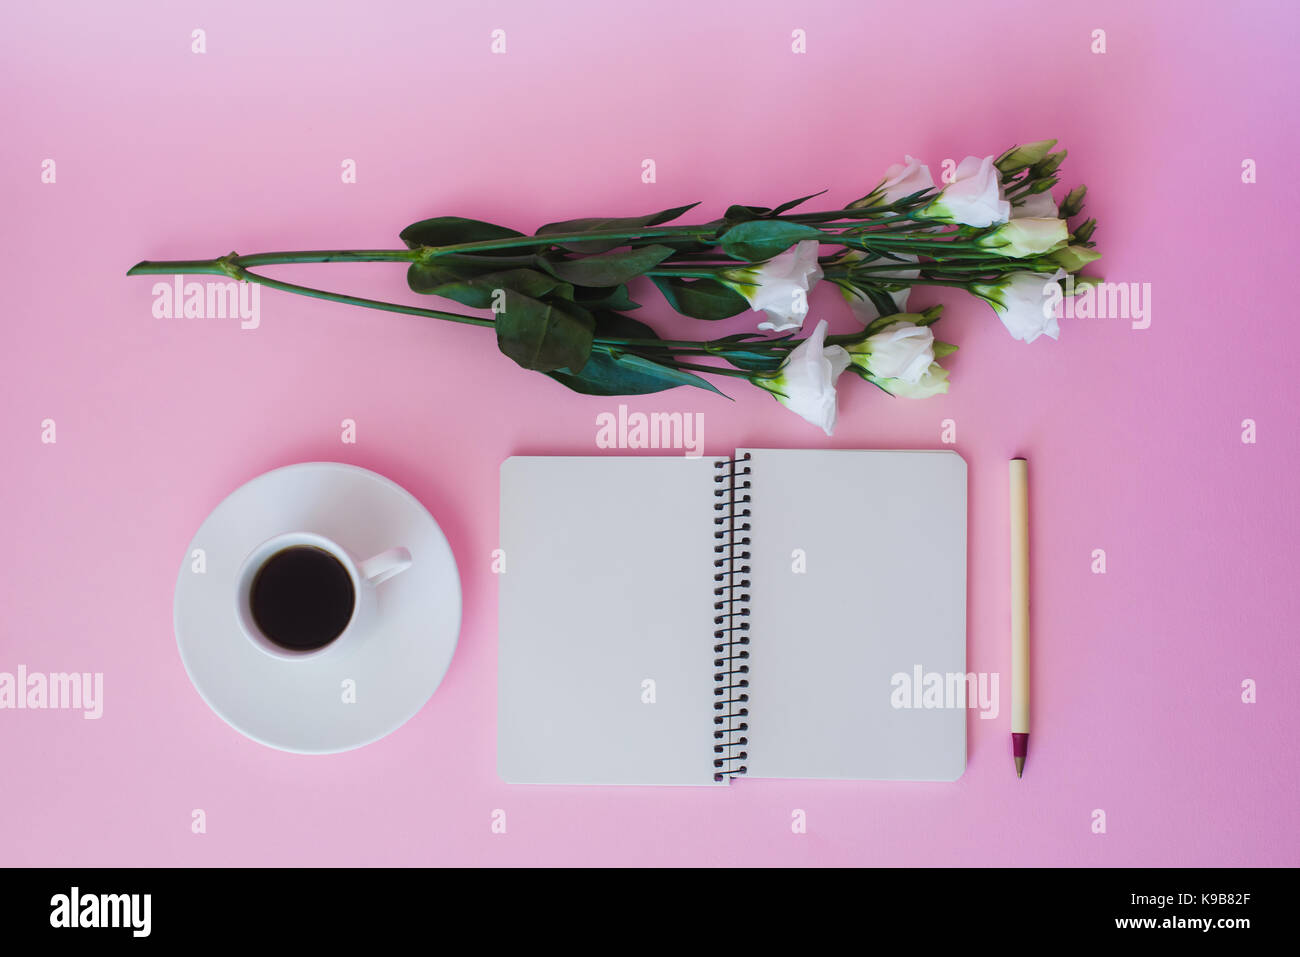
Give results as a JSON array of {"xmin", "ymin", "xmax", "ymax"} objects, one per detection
[
  {"xmin": 752, "ymin": 319, "xmax": 851, "ymax": 435},
  {"xmin": 877, "ymin": 362, "xmax": 950, "ymax": 398},
  {"xmin": 855, "ymin": 155, "xmax": 934, "ymax": 208},
  {"xmin": 976, "ymin": 217, "xmax": 1068, "ymax": 258},
  {"xmin": 1011, "ymin": 191, "xmax": 1058, "ymax": 219},
  {"xmin": 923, "ymin": 155, "xmax": 1011, "ymax": 227},
  {"xmin": 838, "ymin": 251, "xmax": 920, "ymax": 322},
  {"xmin": 845, "ymin": 320, "xmax": 934, "ymax": 384},
  {"xmin": 721, "ymin": 239, "xmax": 823, "ymax": 332},
  {"xmin": 974, "ymin": 269, "xmax": 1066, "ymax": 343},
  {"xmin": 846, "ymin": 328, "xmax": 954, "ymax": 398}
]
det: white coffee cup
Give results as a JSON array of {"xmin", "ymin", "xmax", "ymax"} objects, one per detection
[{"xmin": 234, "ymin": 531, "xmax": 412, "ymax": 661}]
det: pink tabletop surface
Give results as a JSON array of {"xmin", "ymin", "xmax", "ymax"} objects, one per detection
[{"xmin": 2, "ymin": 0, "xmax": 1297, "ymax": 867}]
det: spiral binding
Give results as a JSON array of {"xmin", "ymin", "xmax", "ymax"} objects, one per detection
[{"xmin": 712, "ymin": 453, "xmax": 751, "ymax": 781}]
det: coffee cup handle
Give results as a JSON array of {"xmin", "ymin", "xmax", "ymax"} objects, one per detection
[{"xmin": 358, "ymin": 547, "xmax": 413, "ymax": 586}]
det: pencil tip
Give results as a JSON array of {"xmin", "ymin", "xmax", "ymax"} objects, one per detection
[{"xmin": 1014, "ymin": 756, "xmax": 1025, "ymax": 778}]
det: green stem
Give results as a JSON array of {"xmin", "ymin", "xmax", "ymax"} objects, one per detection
[
  {"xmin": 595, "ymin": 334, "xmax": 781, "ymax": 352},
  {"xmin": 125, "ymin": 219, "xmax": 985, "ymax": 283},
  {"xmin": 439, "ymin": 252, "xmax": 538, "ymax": 267},
  {"xmin": 845, "ymin": 213, "xmax": 927, "ymax": 229},
  {"xmin": 854, "ymin": 221, "xmax": 943, "ymax": 234},
  {"xmin": 855, "ymin": 236, "xmax": 989, "ymax": 251},
  {"xmin": 224, "ymin": 264, "xmax": 495, "ymax": 327},
  {"xmin": 781, "ymin": 194, "xmax": 935, "ymax": 223},
  {"xmin": 127, "ymin": 250, "xmax": 418, "ymax": 275},
  {"xmin": 237, "ymin": 249, "xmax": 418, "ymax": 267},
  {"xmin": 420, "ymin": 225, "xmax": 719, "ymax": 259},
  {"xmin": 916, "ymin": 263, "xmax": 1031, "ymax": 275},
  {"xmin": 666, "ymin": 360, "xmax": 760, "ymax": 379},
  {"xmin": 644, "ymin": 267, "xmax": 724, "ymax": 279},
  {"xmin": 126, "ymin": 259, "xmax": 229, "ymax": 276},
  {"xmin": 838, "ymin": 262, "xmax": 925, "ymax": 274},
  {"xmin": 894, "ymin": 277, "xmax": 974, "ymax": 290},
  {"xmin": 126, "ymin": 253, "xmax": 825, "ymax": 361}
]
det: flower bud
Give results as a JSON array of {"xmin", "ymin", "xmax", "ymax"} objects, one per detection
[
  {"xmin": 977, "ymin": 217, "xmax": 1069, "ymax": 258},
  {"xmin": 1028, "ymin": 150, "xmax": 1067, "ymax": 179},
  {"xmin": 1059, "ymin": 185, "xmax": 1087, "ymax": 218},
  {"xmin": 1048, "ymin": 245, "xmax": 1102, "ymax": 272},
  {"xmin": 994, "ymin": 139, "xmax": 1058, "ymax": 174}
]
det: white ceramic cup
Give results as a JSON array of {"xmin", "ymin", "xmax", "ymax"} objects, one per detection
[{"xmin": 234, "ymin": 531, "xmax": 413, "ymax": 660}]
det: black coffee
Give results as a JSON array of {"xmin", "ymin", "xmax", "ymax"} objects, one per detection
[{"xmin": 250, "ymin": 546, "xmax": 356, "ymax": 651}]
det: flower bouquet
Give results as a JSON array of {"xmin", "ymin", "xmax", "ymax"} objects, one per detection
[{"xmin": 129, "ymin": 139, "xmax": 1098, "ymax": 434}]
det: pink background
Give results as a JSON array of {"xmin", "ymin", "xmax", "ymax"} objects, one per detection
[{"xmin": 3, "ymin": 0, "xmax": 1297, "ymax": 866}]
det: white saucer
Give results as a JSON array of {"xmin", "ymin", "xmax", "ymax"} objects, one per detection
[{"xmin": 174, "ymin": 462, "xmax": 461, "ymax": 753}]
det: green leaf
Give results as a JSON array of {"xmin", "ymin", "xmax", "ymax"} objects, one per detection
[
  {"xmin": 548, "ymin": 349, "xmax": 725, "ymax": 397},
  {"xmin": 427, "ymin": 268, "xmax": 571, "ymax": 308},
  {"xmin": 546, "ymin": 310, "xmax": 724, "ymax": 396},
  {"xmin": 713, "ymin": 331, "xmax": 789, "ymax": 345},
  {"xmin": 538, "ymin": 244, "xmax": 674, "ymax": 287},
  {"xmin": 705, "ymin": 331, "xmax": 788, "ymax": 374},
  {"xmin": 857, "ymin": 285, "xmax": 904, "ymax": 324},
  {"xmin": 651, "ymin": 234, "xmax": 718, "ymax": 255},
  {"xmin": 771, "ymin": 189, "xmax": 828, "ymax": 215},
  {"xmin": 407, "ymin": 257, "xmax": 515, "ymax": 292},
  {"xmin": 718, "ymin": 221, "xmax": 823, "ymax": 261},
  {"xmin": 399, "ymin": 216, "xmax": 526, "ymax": 253},
  {"xmin": 588, "ymin": 309, "xmax": 663, "ymax": 342},
  {"xmin": 495, "ymin": 292, "xmax": 595, "ymax": 373},
  {"xmin": 651, "ymin": 275, "xmax": 749, "ymax": 320},
  {"xmin": 723, "ymin": 204, "xmax": 773, "ymax": 224},
  {"xmin": 535, "ymin": 203, "xmax": 701, "ymax": 254},
  {"xmin": 933, "ymin": 341, "xmax": 959, "ymax": 358},
  {"xmin": 407, "ymin": 262, "xmax": 471, "ymax": 293},
  {"xmin": 714, "ymin": 349, "xmax": 784, "ymax": 374},
  {"xmin": 723, "ymin": 191, "xmax": 827, "ymax": 225},
  {"xmin": 572, "ymin": 284, "xmax": 641, "ymax": 311}
]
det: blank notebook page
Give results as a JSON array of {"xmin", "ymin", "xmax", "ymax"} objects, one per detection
[
  {"xmin": 498, "ymin": 456, "xmax": 721, "ymax": 785},
  {"xmin": 740, "ymin": 449, "xmax": 968, "ymax": 782}
]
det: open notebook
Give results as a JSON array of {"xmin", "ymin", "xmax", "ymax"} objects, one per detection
[{"xmin": 498, "ymin": 449, "xmax": 967, "ymax": 786}]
